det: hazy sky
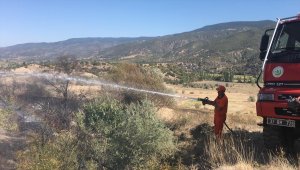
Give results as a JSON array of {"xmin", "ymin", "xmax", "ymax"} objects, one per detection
[{"xmin": 1, "ymin": 0, "xmax": 300, "ymax": 47}]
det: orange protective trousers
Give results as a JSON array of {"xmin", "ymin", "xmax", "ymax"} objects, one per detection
[{"xmin": 214, "ymin": 115, "xmax": 226, "ymax": 138}]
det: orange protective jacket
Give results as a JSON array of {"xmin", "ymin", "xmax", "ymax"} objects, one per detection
[{"xmin": 213, "ymin": 95, "xmax": 228, "ymax": 136}]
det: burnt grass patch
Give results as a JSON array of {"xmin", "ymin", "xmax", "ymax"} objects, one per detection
[{"xmin": 171, "ymin": 123, "xmax": 300, "ymax": 169}]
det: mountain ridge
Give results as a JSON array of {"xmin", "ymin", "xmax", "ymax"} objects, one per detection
[
  {"xmin": 0, "ymin": 20, "xmax": 276, "ymax": 74},
  {"xmin": 0, "ymin": 37, "xmax": 153, "ymax": 59}
]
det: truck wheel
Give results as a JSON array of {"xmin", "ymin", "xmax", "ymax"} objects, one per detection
[{"xmin": 263, "ymin": 125, "xmax": 285, "ymax": 150}]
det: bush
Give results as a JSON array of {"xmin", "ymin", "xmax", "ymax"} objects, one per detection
[
  {"xmin": 17, "ymin": 132, "xmax": 79, "ymax": 170},
  {"xmin": 83, "ymin": 98, "xmax": 176, "ymax": 169},
  {"xmin": 0, "ymin": 108, "xmax": 18, "ymax": 131},
  {"xmin": 107, "ymin": 63, "xmax": 174, "ymax": 108},
  {"xmin": 17, "ymin": 98, "xmax": 176, "ymax": 169},
  {"xmin": 203, "ymin": 83, "xmax": 209, "ymax": 89},
  {"xmin": 248, "ymin": 96, "xmax": 255, "ymax": 102}
]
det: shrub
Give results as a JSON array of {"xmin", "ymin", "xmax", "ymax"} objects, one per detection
[
  {"xmin": 83, "ymin": 98, "xmax": 176, "ymax": 169},
  {"xmin": 18, "ymin": 98, "xmax": 176, "ymax": 169},
  {"xmin": 0, "ymin": 108, "xmax": 17, "ymax": 131},
  {"xmin": 54, "ymin": 55, "xmax": 79, "ymax": 74},
  {"xmin": 17, "ymin": 132, "xmax": 79, "ymax": 170},
  {"xmin": 248, "ymin": 96, "xmax": 255, "ymax": 102},
  {"xmin": 107, "ymin": 63, "xmax": 174, "ymax": 108},
  {"xmin": 203, "ymin": 83, "xmax": 209, "ymax": 89}
]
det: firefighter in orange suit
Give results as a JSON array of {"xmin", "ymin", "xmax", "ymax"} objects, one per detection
[{"xmin": 202, "ymin": 85, "xmax": 228, "ymax": 138}]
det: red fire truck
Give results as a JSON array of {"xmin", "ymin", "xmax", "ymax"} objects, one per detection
[{"xmin": 257, "ymin": 14, "xmax": 300, "ymax": 150}]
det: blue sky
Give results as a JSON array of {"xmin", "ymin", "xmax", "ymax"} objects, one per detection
[{"xmin": 0, "ymin": 0, "xmax": 300, "ymax": 47}]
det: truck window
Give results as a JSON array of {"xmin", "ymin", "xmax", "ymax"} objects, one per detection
[
  {"xmin": 271, "ymin": 21, "xmax": 300, "ymax": 53},
  {"xmin": 274, "ymin": 32, "xmax": 289, "ymax": 50}
]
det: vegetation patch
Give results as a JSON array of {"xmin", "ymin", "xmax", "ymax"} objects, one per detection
[{"xmin": 0, "ymin": 108, "xmax": 18, "ymax": 131}]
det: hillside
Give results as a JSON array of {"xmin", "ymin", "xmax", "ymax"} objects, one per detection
[
  {"xmin": 0, "ymin": 20, "xmax": 275, "ymax": 74},
  {"xmin": 100, "ymin": 20, "xmax": 275, "ymax": 74},
  {"xmin": 102, "ymin": 21, "xmax": 274, "ymax": 58},
  {"xmin": 0, "ymin": 37, "xmax": 152, "ymax": 60}
]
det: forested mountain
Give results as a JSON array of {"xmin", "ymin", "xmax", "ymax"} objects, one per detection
[
  {"xmin": 0, "ymin": 37, "xmax": 152, "ymax": 59},
  {"xmin": 100, "ymin": 20, "xmax": 275, "ymax": 74},
  {"xmin": 0, "ymin": 20, "xmax": 275, "ymax": 74}
]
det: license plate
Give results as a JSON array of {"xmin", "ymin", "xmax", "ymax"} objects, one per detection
[{"xmin": 267, "ymin": 118, "xmax": 296, "ymax": 127}]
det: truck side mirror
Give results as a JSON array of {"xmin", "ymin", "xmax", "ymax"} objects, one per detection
[
  {"xmin": 259, "ymin": 34, "xmax": 269, "ymax": 61},
  {"xmin": 259, "ymin": 28, "xmax": 274, "ymax": 61}
]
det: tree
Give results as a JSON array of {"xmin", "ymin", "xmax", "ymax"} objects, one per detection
[
  {"xmin": 107, "ymin": 63, "xmax": 174, "ymax": 109},
  {"xmin": 54, "ymin": 55, "xmax": 79, "ymax": 75},
  {"xmin": 40, "ymin": 56, "xmax": 82, "ymax": 130},
  {"xmin": 223, "ymin": 70, "xmax": 234, "ymax": 82}
]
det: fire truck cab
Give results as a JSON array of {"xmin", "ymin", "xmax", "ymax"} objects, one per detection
[{"xmin": 257, "ymin": 14, "xmax": 300, "ymax": 151}]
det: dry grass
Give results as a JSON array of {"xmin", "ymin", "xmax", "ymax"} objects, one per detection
[
  {"xmin": 1, "ymin": 64, "xmax": 300, "ymax": 169},
  {"xmin": 205, "ymin": 135, "xmax": 299, "ymax": 170},
  {"xmin": 216, "ymin": 156, "xmax": 300, "ymax": 170},
  {"xmin": 205, "ymin": 135, "xmax": 256, "ymax": 168},
  {"xmin": 216, "ymin": 162, "xmax": 255, "ymax": 170},
  {"xmin": 263, "ymin": 150, "xmax": 299, "ymax": 170}
]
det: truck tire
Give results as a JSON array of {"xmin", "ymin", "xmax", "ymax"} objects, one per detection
[{"xmin": 263, "ymin": 125, "xmax": 285, "ymax": 150}]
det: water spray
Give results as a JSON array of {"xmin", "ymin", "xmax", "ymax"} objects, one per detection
[
  {"xmin": 1, "ymin": 71, "xmax": 236, "ymax": 134},
  {"xmin": 0, "ymin": 71, "xmax": 201, "ymax": 100}
]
